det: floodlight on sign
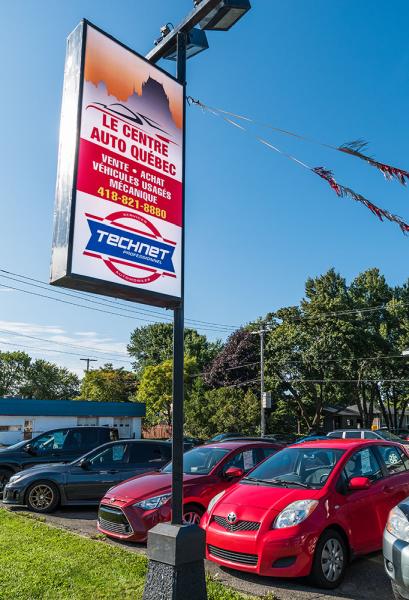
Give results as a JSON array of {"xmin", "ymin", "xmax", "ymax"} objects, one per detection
[
  {"xmin": 163, "ymin": 28, "xmax": 209, "ymax": 60},
  {"xmin": 199, "ymin": 0, "xmax": 251, "ymax": 31}
]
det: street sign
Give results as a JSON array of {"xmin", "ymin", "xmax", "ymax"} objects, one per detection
[
  {"xmin": 50, "ymin": 20, "xmax": 184, "ymax": 308},
  {"xmin": 262, "ymin": 391, "xmax": 272, "ymax": 409}
]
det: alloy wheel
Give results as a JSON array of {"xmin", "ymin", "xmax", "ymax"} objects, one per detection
[
  {"xmin": 321, "ymin": 537, "xmax": 344, "ymax": 582},
  {"xmin": 28, "ymin": 485, "xmax": 54, "ymax": 510}
]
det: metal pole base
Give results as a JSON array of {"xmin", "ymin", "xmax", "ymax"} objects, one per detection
[{"xmin": 143, "ymin": 523, "xmax": 207, "ymax": 600}]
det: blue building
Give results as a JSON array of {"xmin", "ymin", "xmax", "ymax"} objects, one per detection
[{"xmin": 0, "ymin": 398, "xmax": 146, "ymax": 445}]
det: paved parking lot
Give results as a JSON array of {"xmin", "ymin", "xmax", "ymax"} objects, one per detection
[{"xmin": 7, "ymin": 506, "xmax": 394, "ymax": 600}]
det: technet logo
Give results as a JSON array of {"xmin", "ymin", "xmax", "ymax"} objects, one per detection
[{"xmin": 83, "ymin": 210, "xmax": 176, "ymax": 285}]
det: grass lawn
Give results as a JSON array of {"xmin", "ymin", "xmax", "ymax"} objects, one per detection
[{"xmin": 0, "ymin": 508, "xmax": 264, "ymax": 600}]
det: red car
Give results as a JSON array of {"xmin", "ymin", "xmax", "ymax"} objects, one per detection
[
  {"xmin": 201, "ymin": 439, "xmax": 409, "ymax": 589},
  {"xmin": 97, "ymin": 440, "xmax": 281, "ymax": 542}
]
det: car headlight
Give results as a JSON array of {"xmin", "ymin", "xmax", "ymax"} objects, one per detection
[
  {"xmin": 8, "ymin": 475, "xmax": 22, "ymax": 484},
  {"xmin": 133, "ymin": 493, "xmax": 171, "ymax": 511},
  {"xmin": 207, "ymin": 491, "xmax": 225, "ymax": 514},
  {"xmin": 386, "ymin": 506, "xmax": 409, "ymax": 542},
  {"xmin": 274, "ymin": 499, "xmax": 319, "ymax": 529}
]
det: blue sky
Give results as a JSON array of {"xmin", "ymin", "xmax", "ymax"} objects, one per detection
[{"xmin": 1, "ymin": 0, "xmax": 409, "ymax": 375}]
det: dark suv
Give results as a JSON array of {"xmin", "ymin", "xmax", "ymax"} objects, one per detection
[{"xmin": 0, "ymin": 426, "xmax": 119, "ymax": 491}]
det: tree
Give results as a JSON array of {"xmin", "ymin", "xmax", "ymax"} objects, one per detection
[
  {"xmin": 127, "ymin": 323, "xmax": 221, "ymax": 375},
  {"xmin": 204, "ymin": 328, "xmax": 260, "ymax": 391},
  {"xmin": 21, "ymin": 359, "xmax": 80, "ymax": 400},
  {"xmin": 265, "ymin": 269, "xmax": 361, "ymax": 431},
  {"xmin": 136, "ymin": 357, "xmax": 197, "ymax": 426},
  {"xmin": 78, "ymin": 364, "xmax": 137, "ymax": 403},
  {"xmin": 0, "ymin": 351, "xmax": 31, "ymax": 397},
  {"xmin": 185, "ymin": 384, "xmax": 259, "ymax": 439}
]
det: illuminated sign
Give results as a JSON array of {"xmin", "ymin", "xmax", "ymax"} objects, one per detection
[{"xmin": 50, "ymin": 20, "xmax": 183, "ymax": 308}]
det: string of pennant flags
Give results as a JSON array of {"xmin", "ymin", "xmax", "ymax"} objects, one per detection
[{"xmin": 187, "ymin": 97, "xmax": 409, "ymax": 234}]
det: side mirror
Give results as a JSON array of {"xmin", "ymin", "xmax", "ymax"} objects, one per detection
[
  {"xmin": 224, "ymin": 466, "xmax": 244, "ymax": 479},
  {"xmin": 348, "ymin": 476, "xmax": 371, "ymax": 491},
  {"xmin": 79, "ymin": 458, "xmax": 90, "ymax": 470},
  {"xmin": 24, "ymin": 444, "xmax": 36, "ymax": 455}
]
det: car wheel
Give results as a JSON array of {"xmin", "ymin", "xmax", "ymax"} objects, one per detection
[
  {"xmin": 26, "ymin": 481, "xmax": 60, "ymax": 513},
  {"xmin": 183, "ymin": 504, "xmax": 204, "ymax": 525},
  {"xmin": 0, "ymin": 468, "xmax": 13, "ymax": 493},
  {"xmin": 387, "ymin": 450, "xmax": 400, "ymax": 465},
  {"xmin": 309, "ymin": 529, "xmax": 347, "ymax": 589},
  {"xmin": 392, "ymin": 581, "xmax": 409, "ymax": 600}
]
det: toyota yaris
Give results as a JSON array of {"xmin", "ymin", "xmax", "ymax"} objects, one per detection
[
  {"xmin": 201, "ymin": 439, "xmax": 409, "ymax": 589},
  {"xmin": 97, "ymin": 440, "xmax": 281, "ymax": 542}
]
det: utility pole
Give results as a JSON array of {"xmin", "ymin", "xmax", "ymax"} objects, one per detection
[
  {"xmin": 80, "ymin": 358, "xmax": 97, "ymax": 372},
  {"xmin": 252, "ymin": 328, "xmax": 268, "ymax": 436}
]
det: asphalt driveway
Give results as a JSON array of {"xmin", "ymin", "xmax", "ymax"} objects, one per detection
[{"xmin": 6, "ymin": 506, "xmax": 394, "ymax": 600}]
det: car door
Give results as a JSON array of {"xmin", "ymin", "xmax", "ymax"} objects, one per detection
[
  {"xmin": 65, "ymin": 443, "xmax": 131, "ymax": 501},
  {"xmin": 128, "ymin": 442, "xmax": 172, "ymax": 476},
  {"xmin": 332, "ymin": 446, "xmax": 385, "ymax": 553},
  {"xmin": 61, "ymin": 428, "xmax": 102, "ymax": 462},
  {"xmin": 21, "ymin": 429, "xmax": 71, "ymax": 468},
  {"xmin": 372, "ymin": 444, "xmax": 409, "ymax": 526}
]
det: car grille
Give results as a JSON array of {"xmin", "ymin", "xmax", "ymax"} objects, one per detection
[
  {"xmin": 208, "ymin": 544, "xmax": 258, "ymax": 566},
  {"xmin": 98, "ymin": 505, "xmax": 133, "ymax": 535},
  {"xmin": 212, "ymin": 515, "xmax": 260, "ymax": 532}
]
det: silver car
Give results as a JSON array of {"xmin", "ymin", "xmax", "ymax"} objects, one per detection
[{"xmin": 383, "ymin": 498, "xmax": 409, "ymax": 599}]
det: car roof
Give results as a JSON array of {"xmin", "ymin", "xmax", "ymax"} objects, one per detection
[
  {"xmin": 329, "ymin": 429, "xmax": 377, "ymax": 433},
  {"xmin": 288, "ymin": 438, "xmax": 402, "ymax": 449},
  {"xmin": 203, "ymin": 440, "xmax": 279, "ymax": 450}
]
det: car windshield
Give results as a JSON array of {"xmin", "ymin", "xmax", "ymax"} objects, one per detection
[
  {"xmin": 162, "ymin": 447, "xmax": 230, "ymax": 475},
  {"xmin": 377, "ymin": 430, "xmax": 403, "ymax": 442},
  {"xmin": 242, "ymin": 447, "xmax": 345, "ymax": 488}
]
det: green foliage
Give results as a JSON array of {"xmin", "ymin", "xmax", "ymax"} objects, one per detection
[
  {"xmin": 78, "ymin": 363, "xmax": 137, "ymax": 403},
  {"xmin": 263, "ymin": 268, "xmax": 409, "ymax": 432},
  {"xmin": 21, "ymin": 359, "xmax": 80, "ymax": 400},
  {"xmin": 185, "ymin": 381, "xmax": 259, "ymax": 439},
  {"xmin": 136, "ymin": 357, "xmax": 197, "ymax": 426},
  {"xmin": 127, "ymin": 322, "xmax": 222, "ymax": 374},
  {"xmin": 0, "ymin": 351, "xmax": 31, "ymax": 396},
  {"xmin": 0, "ymin": 352, "xmax": 79, "ymax": 400}
]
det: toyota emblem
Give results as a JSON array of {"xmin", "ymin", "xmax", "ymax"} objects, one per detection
[
  {"xmin": 227, "ymin": 512, "xmax": 237, "ymax": 524},
  {"xmin": 109, "ymin": 497, "xmax": 116, "ymax": 504}
]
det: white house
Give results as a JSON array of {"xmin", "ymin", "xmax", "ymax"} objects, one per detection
[{"xmin": 0, "ymin": 398, "xmax": 146, "ymax": 445}]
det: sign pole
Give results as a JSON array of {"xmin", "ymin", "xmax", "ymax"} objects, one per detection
[
  {"xmin": 260, "ymin": 329, "xmax": 266, "ymax": 436},
  {"xmin": 171, "ymin": 31, "xmax": 186, "ymax": 527},
  {"xmin": 143, "ymin": 30, "xmax": 207, "ymax": 600}
]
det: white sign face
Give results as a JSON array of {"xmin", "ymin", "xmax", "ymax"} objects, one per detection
[{"xmin": 51, "ymin": 21, "xmax": 184, "ymax": 308}]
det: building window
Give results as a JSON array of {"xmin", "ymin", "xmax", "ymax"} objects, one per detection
[{"xmin": 0, "ymin": 425, "xmax": 21, "ymax": 432}]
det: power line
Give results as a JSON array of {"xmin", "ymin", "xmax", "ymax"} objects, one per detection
[
  {"xmin": 0, "ymin": 339, "xmax": 133, "ymax": 364},
  {"xmin": 0, "ymin": 269, "xmax": 238, "ymax": 333},
  {"xmin": 0, "ymin": 327, "xmax": 129, "ymax": 358},
  {"xmin": 273, "ymin": 379, "xmax": 409, "ymax": 384}
]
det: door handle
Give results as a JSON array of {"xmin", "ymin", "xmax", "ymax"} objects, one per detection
[{"xmin": 108, "ymin": 469, "xmax": 118, "ymax": 474}]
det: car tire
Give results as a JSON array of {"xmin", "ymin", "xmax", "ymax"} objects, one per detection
[
  {"xmin": 392, "ymin": 581, "xmax": 409, "ymax": 600},
  {"xmin": 0, "ymin": 468, "xmax": 13, "ymax": 493},
  {"xmin": 309, "ymin": 528, "xmax": 347, "ymax": 589},
  {"xmin": 183, "ymin": 504, "xmax": 204, "ymax": 525},
  {"xmin": 26, "ymin": 481, "xmax": 60, "ymax": 513}
]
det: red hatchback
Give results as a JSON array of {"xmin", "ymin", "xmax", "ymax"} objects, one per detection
[
  {"xmin": 97, "ymin": 440, "xmax": 281, "ymax": 542},
  {"xmin": 201, "ymin": 439, "xmax": 409, "ymax": 589}
]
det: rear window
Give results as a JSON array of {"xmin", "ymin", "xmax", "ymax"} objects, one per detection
[
  {"xmin": 130, "ymin": 443, "xmax": 171, "ymax": 466},
  {"xmin": 162, "ymin": 446, "xmax": 230, "ymax": 475}
]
